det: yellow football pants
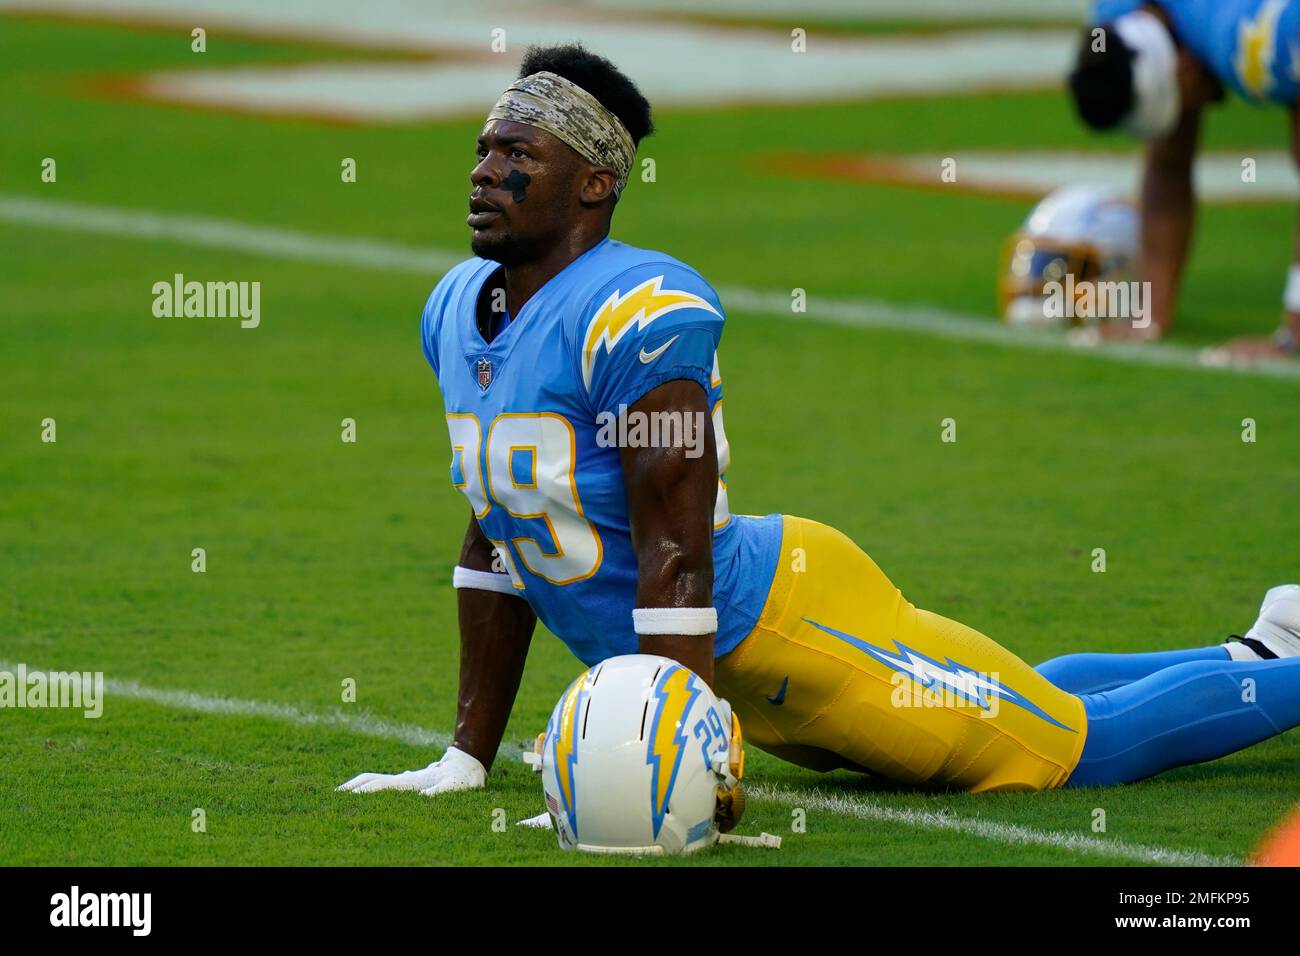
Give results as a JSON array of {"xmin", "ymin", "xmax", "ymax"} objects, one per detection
[{"xmin": 715, "ymin": 516, "xmax": 1088, "ymax": 792}]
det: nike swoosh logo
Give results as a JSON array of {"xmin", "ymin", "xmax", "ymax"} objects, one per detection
[
  {"xmin": 766, "ymin": 676, "xmax": 789, "ymax": 705},
  {"xmin": 639, "ymin": 335, "xmax": 679, "ymax": 364}
]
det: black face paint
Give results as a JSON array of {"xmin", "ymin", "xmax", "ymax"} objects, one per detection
[{"xmin": 501, "ymin": 169, "xmax": 531, "ymax": 204}]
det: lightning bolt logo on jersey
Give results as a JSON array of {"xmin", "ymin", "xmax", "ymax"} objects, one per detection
[
  {"xmin": 1094, "ymin": 0, "xmax": 1300, "ymax": 105},
  {"xmin": 581, "ymin": 275, "xmax": 720, "ymax": 390},
  {"xmin": 420, "ymin": 238, "xmax": 782, "ymax": 666}
]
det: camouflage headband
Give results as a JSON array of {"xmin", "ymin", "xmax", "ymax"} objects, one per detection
[{"xmin": 486, "ymin": 71, "xmax": 636, "ymax": 196}]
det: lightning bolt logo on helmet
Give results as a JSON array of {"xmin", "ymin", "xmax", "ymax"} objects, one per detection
[
  {"xmin": 549, "ymin": 670, "xmax": 589, "ymax": 839},
  {"xmin": 645, "ymin": 664, "xmax": 703, "ymax": 838},
  {"xmin": 581, "ymin": 274, "xmax": 720, "ymax": 390}
]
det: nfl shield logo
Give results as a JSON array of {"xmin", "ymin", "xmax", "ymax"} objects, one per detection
[{"xmin": 476, "ymin": 357, "xmax": 493, "ymax": 391}]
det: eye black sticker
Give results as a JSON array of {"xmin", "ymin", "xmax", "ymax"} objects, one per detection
[{"xmin": 501, "ymin": 169, "xmax": 531, "ymax": 203}]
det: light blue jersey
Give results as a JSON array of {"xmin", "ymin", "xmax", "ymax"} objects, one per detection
[
  {"xmin": 1095, "ymin": 0, "xmax": 1300, "ymax": 104},
  {"xmin": 420, "ymin": 238, "xmax": 782, "ymax": 667}
]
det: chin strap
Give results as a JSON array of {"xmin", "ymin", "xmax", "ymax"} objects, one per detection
[{"xmin": 718, "ymin": 832, "xmax": 783, "ymax": 849}]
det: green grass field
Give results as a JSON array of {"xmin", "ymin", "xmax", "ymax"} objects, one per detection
[{"xmin": 2, "ymin": 12, "xmax": 1299, "ymax": 867}]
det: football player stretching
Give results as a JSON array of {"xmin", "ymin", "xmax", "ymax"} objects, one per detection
[
  {"xmin": 341, "ymin": 44, "xmax": 1300, "ymax": 807},
  {"xmin": 1068, "ymin": 1, "xmax": 1300, "ymax": 359}
]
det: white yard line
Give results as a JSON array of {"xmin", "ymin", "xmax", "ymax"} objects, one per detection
[
  {"xmin": 3, "ymin": 193, "xmax": 1298, "ymax": 383},
  {"xmin": 0, "ymin": 660, "xmax": 449, "ymax": 749},
  {"xmin": 747, "ymin": 784, "xmax": 1241, "ymax": 867},
  {"xmin": 0, "ymin": 658, "xmax": 1244, "ymax": 865},
  {"xmin": 0, "ymin": 194, "xmax": 462, "ymax": 274}
]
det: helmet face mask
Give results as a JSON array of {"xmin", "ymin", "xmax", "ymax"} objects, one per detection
[
  {"xmin": 998, "ymin": 185, "xmax": 1139, "ymax": 328},
  {"xmin": 999, "ymin": 237, "xmax": 1106, "ymax": 327},
  {"xmin": 713, "ymin": 707, "xmax": 746, "ymax": 833},
  {"xmin": 534, "ymin": 654, "xmax": 744, "ymax": 855}
]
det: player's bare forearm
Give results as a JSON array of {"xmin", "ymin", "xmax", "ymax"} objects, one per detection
[
  {"xmin": 1139, "ymin": 108, "xmax": 1200, "ymax": 334},
  {"xmin": 619, "ymin": 380, "xmax": 718, "ymax": 685},
  {"xmin": 453, "ymin": 513, "xmax": 535, "ymax": 771}
]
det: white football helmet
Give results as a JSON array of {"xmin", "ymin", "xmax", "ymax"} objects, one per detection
[
  {"xmin": 528, "ymin": 654, "xmax": 744, "ymax": 855},
  {"xmin": 999, "ymin": 184, "xmax": 1139, "ymax": 327}
]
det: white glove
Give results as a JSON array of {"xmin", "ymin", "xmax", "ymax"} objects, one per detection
[{"xmin": 336, "ymin": 746, "xmax": 487, "ymax": 796}]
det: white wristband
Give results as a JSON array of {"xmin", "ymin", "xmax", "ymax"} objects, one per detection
[
  {"xmin": 1284, "ymin": 265, "xmax": 1300, "ymax": 313},
  {"xmin": 632, "ymin": 606, "xmax": 718, "ymax": 636},
  {"xmin": 452, "ymin": 565, "xmax": 519, "ymax": 596}
]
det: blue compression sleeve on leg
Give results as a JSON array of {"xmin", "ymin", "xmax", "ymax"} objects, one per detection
[
  {"xmin": 1068, "ymin": 656, "xmax": 1300, "ymax": 787},
  {"xmin": 1036, "ymin": 646, "xmax": 1230, "ymax": 694}
]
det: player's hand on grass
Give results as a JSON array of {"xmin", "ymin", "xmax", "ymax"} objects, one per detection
[
  {"xmin": 336, "ymin": 746, "xmax": 487, "ymax": 795},
  {"xmin": 1068, "ymin": 320, "xmax": 1164, "ymax": 349},
  {"xmin": 1201, "ymin": 328, "xmax": 1299, "ymax": 365}
]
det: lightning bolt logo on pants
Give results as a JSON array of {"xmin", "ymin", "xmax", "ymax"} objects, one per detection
[
  {"xmin": 645, "ymin": 664, "xmax": 702, "ymax": 838},
  {"xmin": 581, "ymin": 275, "xmax": 719, "ymax": 391},
  {"xmin": 804, "ymin": 618, "xmax": 1077, "ymax": 732}
]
